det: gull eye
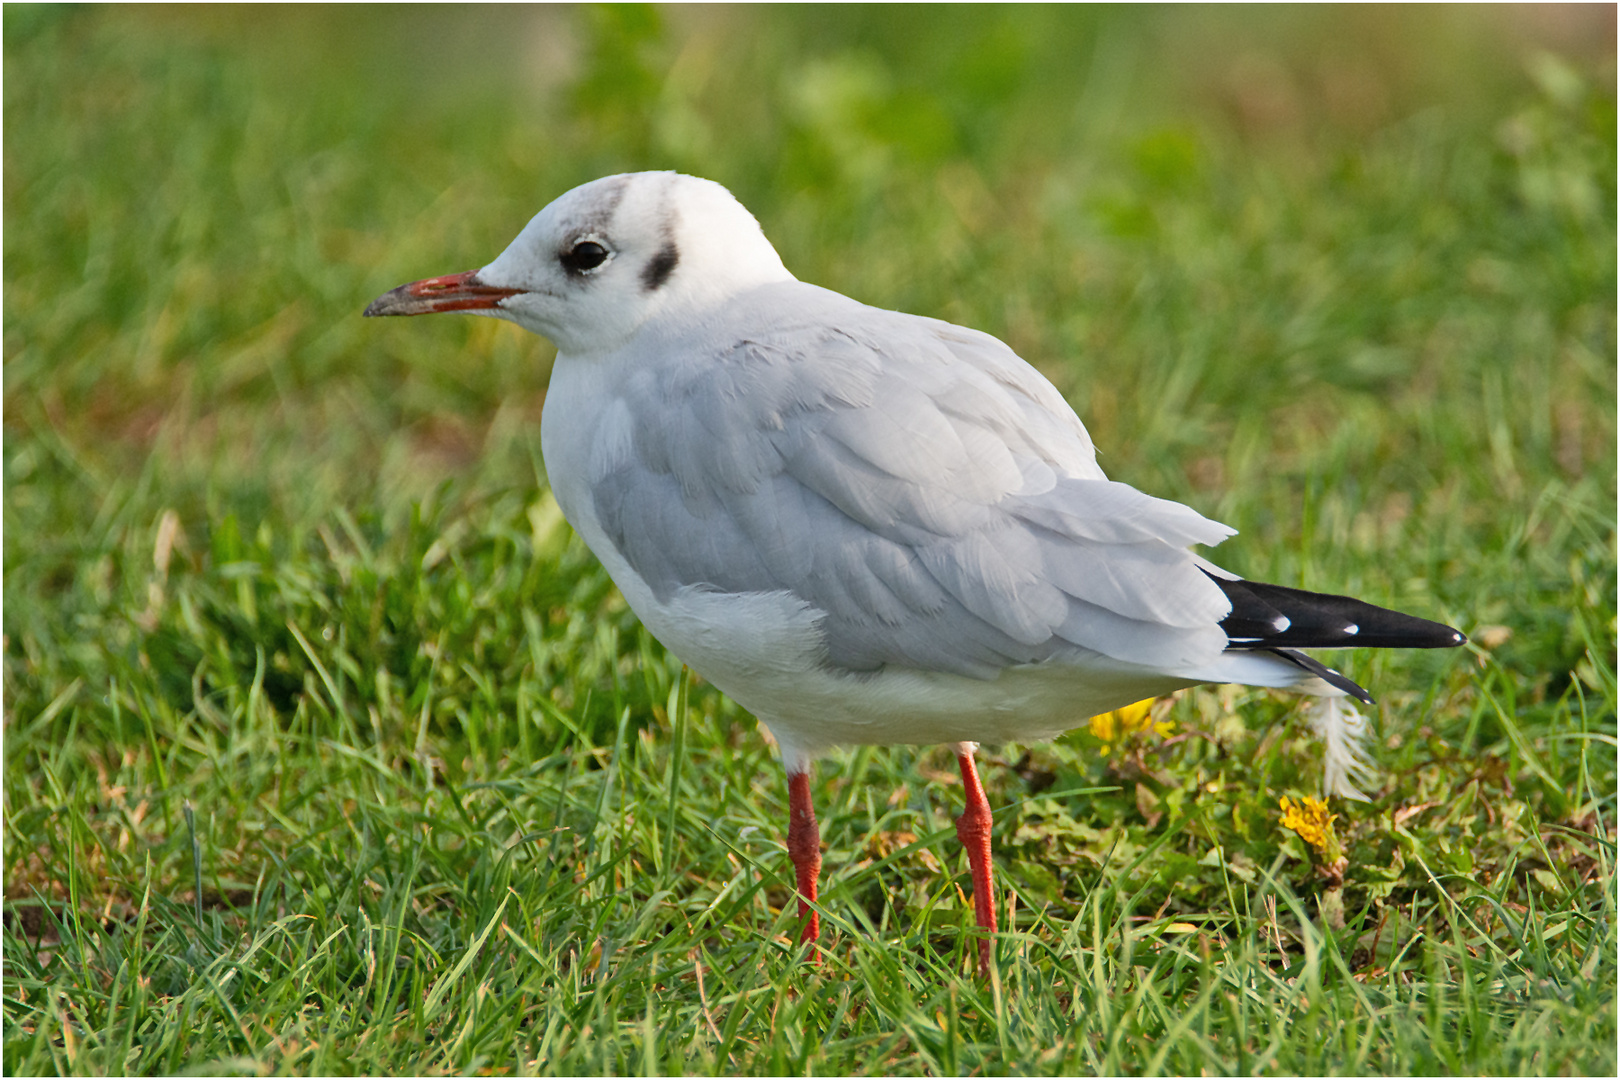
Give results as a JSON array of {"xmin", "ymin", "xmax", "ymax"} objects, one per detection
[{"xmin": 560, "ymin": 239, "xmax": 611, "ymax": 274}]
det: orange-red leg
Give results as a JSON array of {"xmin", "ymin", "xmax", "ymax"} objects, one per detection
[
  {"xmin": 954, "ymin": 746, "xmax": 997, "ymax": 974},
  {"xmin": 786, "ymin": 769, "xmax": 822, "ymax": 957}
]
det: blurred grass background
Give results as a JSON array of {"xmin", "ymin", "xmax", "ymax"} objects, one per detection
[{"xmin": 4, "ymin": 5, "xmax": 1616, "ymax": 1075}]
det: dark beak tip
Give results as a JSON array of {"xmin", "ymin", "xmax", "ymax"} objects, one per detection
[{"xmin": 362, "ymin": 282, "xmax": 425, "ymax": 318}]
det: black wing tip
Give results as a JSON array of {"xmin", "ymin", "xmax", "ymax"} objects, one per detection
[
  {"xmin": 1209, "ymin": 573, "xmax": 1468, "ymax": 651},
  {"xmin": 1394, "ymin": 621, "xmax": 1469, "ymax": 649}
]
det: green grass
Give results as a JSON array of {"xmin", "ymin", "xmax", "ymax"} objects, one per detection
[{"xmin": 4, "ymin": 5, "xmax": 1615, "ymax": 1075}]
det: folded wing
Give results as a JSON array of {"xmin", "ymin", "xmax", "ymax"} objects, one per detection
[{"xmin": 590, "ymin": 282, "xmax": 1239, "ymax": 680}]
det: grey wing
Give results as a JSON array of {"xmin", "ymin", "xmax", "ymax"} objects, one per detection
[{"xmin": 592, "ymin": 289, "xmax": 1235, "ymax": 679}]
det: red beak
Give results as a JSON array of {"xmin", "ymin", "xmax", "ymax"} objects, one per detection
[{"xmin": 363, "ymin": 270, "xmax": 522, "ymax": 317}]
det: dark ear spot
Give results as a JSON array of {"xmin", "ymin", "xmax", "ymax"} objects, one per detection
[{"xmin": 641, "ymin": 242, "xmax": 679, "ymax": 291}]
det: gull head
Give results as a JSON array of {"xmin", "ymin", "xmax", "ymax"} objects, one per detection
[{"xmin": 364, "ymin": 172, "xmax": 794, "ymax": 354}]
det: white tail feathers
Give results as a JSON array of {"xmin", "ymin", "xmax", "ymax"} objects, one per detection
[{"xmin": 1306, "ymin": 696, "xmax": 1378, "ymax": 801}]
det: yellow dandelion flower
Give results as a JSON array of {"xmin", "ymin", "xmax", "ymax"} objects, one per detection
[
  {"xmin": 1089, "ymin": 698, "xmax": 1173, "ymax": 747},
  {"xmin": 1279, "ymin": 795, "xmax": 1344, "ymax": 863}
]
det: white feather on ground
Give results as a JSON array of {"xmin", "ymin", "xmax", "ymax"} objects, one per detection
[{"xmin": 1307, "ymin": 696, "xmax": 1378, "ymax": 801}]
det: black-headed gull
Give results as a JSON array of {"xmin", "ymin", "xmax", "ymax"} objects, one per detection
[{"xmin": 366, "ymin": 171, "xmax": 1465, "ymax": 971}]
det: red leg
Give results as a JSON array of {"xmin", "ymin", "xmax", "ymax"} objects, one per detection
[
  {"xmin": 954, "ymin": 746, "xmax": 997, "ymax": 974},
  {"xmin": 786, "ymin": 769, "xmax": 822, "ymax": 957}
]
